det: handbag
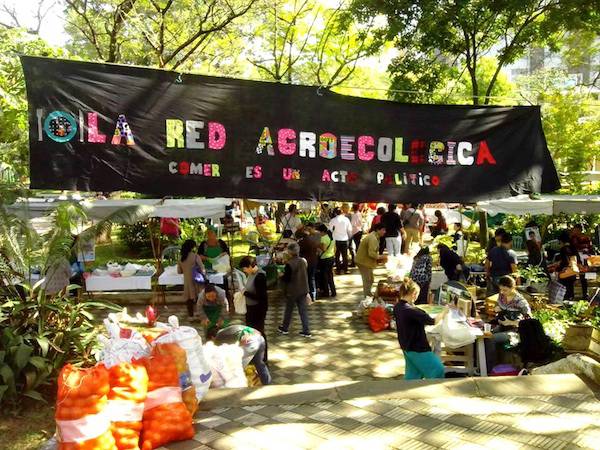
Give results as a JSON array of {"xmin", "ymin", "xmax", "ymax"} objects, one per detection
[
  {"xmin": 233, "ymin": 291, "xmax": 247, "ymax": 314},
  {"xmin": 192, "ymin": 264, "xmax": 206, "ymax": 284}
]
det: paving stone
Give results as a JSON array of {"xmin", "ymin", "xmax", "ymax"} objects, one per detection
[
  {"xmin": 445, "ymin": 414, "xmax": 484, "ymax": 429},
  {"xmin": 164, "ymin": 439, "xmax": 210, "ymax": 450},
  {"xmin": 330, "ymin": 417, "xmax": 364, "ymax": 432},
  {"xmin": 406, "ymin": 414, "xmax": 444, "ymax": 431}
]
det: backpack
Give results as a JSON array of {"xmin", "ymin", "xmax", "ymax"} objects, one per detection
[{"xmin": 518, "ymin": 318, "xmax": 553, "ymax": 365}]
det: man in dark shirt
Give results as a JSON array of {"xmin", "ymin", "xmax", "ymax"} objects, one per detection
[
  {"xmin": 381, "ymin": 204, "xmax": 403, "ymax": 257},
  {"xmin": 393, "ymin": 279, "xmax": 445, "ymax": 380},
  {"xmin": 486, "ymin": 234, "xmax": 518, "ymax": 294}
]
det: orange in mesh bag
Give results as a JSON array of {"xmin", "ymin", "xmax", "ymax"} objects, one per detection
[
  {"xmin": 139, "ymin": 353, "xmax": 194, "ymax": 450},
  {"xmin": 107, "ymin": 362, "xmax": 148, "ymax": 450},
  {"xmin": 152, "ymin": 343, "xmax": 197, "ymax": 415},
  {"xmin": 55, "ymin": 364, "xmax": 117, "ymax": 450}
]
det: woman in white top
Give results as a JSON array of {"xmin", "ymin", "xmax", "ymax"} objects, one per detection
[
  {"xmin": 282, "ymin": 204, "xmax": 302, "ymax": 238},
  {"xmin": 329, "ymin": 207, "xmax": 353, "ymax": 274}
]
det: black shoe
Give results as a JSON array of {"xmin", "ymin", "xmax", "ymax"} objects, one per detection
[
  {"xmin": 299, "ymin": 331, "xmax": 312, "ymax": 338},
  {"xmin": 277, "ymin": 326, "xmax": 289, "ymax": 335}
]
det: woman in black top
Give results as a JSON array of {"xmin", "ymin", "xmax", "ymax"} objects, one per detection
[
  {"xmin": 438, "ymin": 244, "xmax": 464, "ymax": 281},
  {"xmin": 393, "ymin": 278, "xmax": 445, "ymax": 380},
  {"xmin": 239, "ymin": 256, "xmax": 269, "ymax": 361}
]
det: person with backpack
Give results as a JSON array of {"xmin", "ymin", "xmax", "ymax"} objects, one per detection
[{"xmin": 485, "ymin": 234, "xmax": 518, "ymax": 294}]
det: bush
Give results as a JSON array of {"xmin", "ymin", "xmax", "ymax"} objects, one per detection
[
  {"xmin": 0, "ymin": 286, "xmax": 118, "ymax": 408},
  {"xmin": 119, "ymin": 222, "xmax": 151, "ymax": 252}
]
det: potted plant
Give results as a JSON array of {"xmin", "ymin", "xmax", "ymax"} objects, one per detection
[
  {"xmin": 562, "ymin": 301, "xmax": 600, "ymax": 354},
  {"xmin": 519, "ymin": 265, "xmax": 549, "ymax": 293}
]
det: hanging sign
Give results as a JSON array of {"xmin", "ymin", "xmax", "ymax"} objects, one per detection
[{"xmin": 21, "ymin": 56, "xmax": 560, "ymax": 202}]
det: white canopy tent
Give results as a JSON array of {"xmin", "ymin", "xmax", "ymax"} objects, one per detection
[
  {"xmin": 6, "ymin": 198, "xmax": 234, "ymax": 221},
  {"xmin": 477, "ymin": 195, "xmax": 600, "ymax": 216}
]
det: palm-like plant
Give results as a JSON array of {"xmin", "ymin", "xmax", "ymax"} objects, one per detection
[{"xmin": 0, "ymin": 185, "xmax": 153, "ymax": 407}]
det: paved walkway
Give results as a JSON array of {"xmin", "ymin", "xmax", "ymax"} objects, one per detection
[
  {"xmin": 123, "ymin": 269, "xmax": 600, "ymax": 450},
  {"xmin": 161, "ymin": 375, "xmax": 600, "ymax": 450}
]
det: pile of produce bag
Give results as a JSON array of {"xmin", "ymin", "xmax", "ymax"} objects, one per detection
[
  {"xmin": 153, "ymin": 316, "xmax": 212, "ymax": 401},
  {"xmin": 55, "ymin": 364, "xmax": 117, "ymax": 450}
]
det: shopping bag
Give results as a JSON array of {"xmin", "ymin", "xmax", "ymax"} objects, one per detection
[
  {"xmin": 440, "ymin": 313, "xmax": 476, "ymax": 349},
  {"xmin": 233, "ymin": 291, "xmax": 247, "ymax": 314},
  {"xmin": 368, "ymin": 306, "xmax": 390, "ymax": 333}
]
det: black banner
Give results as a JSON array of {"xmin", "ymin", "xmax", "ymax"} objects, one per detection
[{"xmin": 21, "ymin": 56, "xmax": 560, "ymax": 202}]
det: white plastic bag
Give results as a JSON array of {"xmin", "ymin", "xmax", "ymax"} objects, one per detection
[
  {"xmin": 212, "ymin": 254, "xmax": 231, "ymax": 273},
  {"xmin": 440, "ymin": 313, "xmax": 477, "ymax": 349},
  {"xmin": 98, "ymin": 318, "xmax": 151, "ymax": 368},
  {"xmin": 233, "ymin": 291, "xmax": 247, "ymax": 314},
  {"xmin": 203, "ymin": 341, "xmax": 248, "ymax": 388},
  {"xmin": 153, "ymin": 315, "xmax": 212, "ymax": 401}
]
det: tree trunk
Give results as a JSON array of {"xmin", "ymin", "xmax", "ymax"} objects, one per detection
[{"xmin": 478, "ymin": 211, "xmax": 488, "ymax": 249}]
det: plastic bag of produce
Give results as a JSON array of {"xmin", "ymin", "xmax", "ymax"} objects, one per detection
[
  {"xmin": 203, "ymin": 341, "xmax": 247, "ymax": 388},
  {"xmin": 55, "ymin": 364, "xmax": 117, "ymax": 450},
  {"xmin": 152, "ymin": 343, "xmax": 197, "ymax": 416},
  {"xmin": 99, "ymin": 319, "xmax": 152, "ymax": 369},
  {"xmin": 107, "ymin": 362, "xmax": 148, "ymax": 450},
  {"xmin": 153, "ymin": 316, "xmax": 212, "ymax": 401},
  {"xmin": 138, "ymin": 353, "xmax": 194, "ymax": 450}
]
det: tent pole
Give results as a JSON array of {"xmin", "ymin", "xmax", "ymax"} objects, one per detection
[{"xmin": 478, "ymin": 209, "xmax": 489, "ymax": 249}]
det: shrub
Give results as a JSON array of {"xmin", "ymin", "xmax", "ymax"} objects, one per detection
[{"xmin": 0, "ymin": 286, "xmax": 118, "ymax": 407}]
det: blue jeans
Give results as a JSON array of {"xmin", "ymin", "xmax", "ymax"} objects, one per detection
[
  {"xmin": 307, "ymin": 263, "xmax": 317, "ymax": 301},
  {"xmin": 281, "ymin": 294, "xmax": 310, "ymax": 334},
  {"xmin": 246, "ymin": 335, "xmax": 272, "ymax": 385},
  {"xmin": 403, "ymin": 351, "xmax": 445, "ymax": 380},
  {"xmin": 386, "ymin": 236, "xmax": 402, "ymax": 257}
]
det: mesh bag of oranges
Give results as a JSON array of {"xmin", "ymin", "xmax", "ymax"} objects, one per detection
[
  {"xmin": 151, "ymin": 343, "xmax": 197, "ymax": 416},
  {"xmin": 105, "ymin": 362, "xmax": 149, "ymax": 450},
  {"xmin": 55, "ymin": 364, "xmax": 117, "ymax": 450},
  {"xmin": 138, "ymin": 352, "xmax": 194, "ymax": 450}
]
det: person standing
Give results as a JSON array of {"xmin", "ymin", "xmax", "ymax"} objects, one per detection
[
  {"xmin": 329, "ymin": 207, "xmax": 353, "ymax": 274},
  {"xmin": 371, "ymin": 206, "xmax": 387, "ymax": 255},
  {"xmin": 282, "ymin": 204, "xmax": 302, "ymax": 238},
  {"xmin": 317, "ymin": 224, "xmax": 336, "ymax": 298},
  {"xmin": 355, "ymin": 223, "xmax": 387, "ymax": 298},
  {"xmin": 319, "ymin": 203, "xmax": 332, "ymax": 224},
  {"xmin": 485, "ymin": 234, "xmax": 518, "ymax": 294},
  {"xmin": 558, "ymin": 231, "xmax": 581, "ymax": 301},
  {"xmin": 430, "ymin": 210, "xmax": 448, "ymax": 238},
  {"xmin": 177, "ymin": 239, "xmax": 206, "ymax": 318},
  {"xmin": 381, "ymin": 204, "xmax": 403, "ymax": 257},
  {"xmin": 349, "ymin": 203, "xmax": 365, "ymax": 267},
  {"xmin": 198, "ymin": 227, "xmax": 229, "ymax": 271},
  {"xmin": 297, "ymin": 224, "xmax": 320, "ymax": 301},
  {"xmin": 570, "ymin": 224, "xmax": 590, "ymax": 300},
  {"xmin": 393, "ymin": 278, "xmax": 445, "ymax": 380},
  {"xmin": 239, "ymin": 256, "xmax": 268, "ymax": 358},
  {"xmin": 410, "ymin": 247, "xmax": 432, "ymax": 304},
  {"xmin": 403, "ymin": 203, "xmax": 424, "ymax": 255},
  {"xmin": 278, "ymin": 243, "xmax": 312, "ymax": 337}
]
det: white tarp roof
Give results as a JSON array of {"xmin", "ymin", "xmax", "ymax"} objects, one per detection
[
  {"xmin": 477, "ymin": 195, "xmax": 600, "ymax": 216},
  {"xmin": 7, "ymin": 198, "xmax": 233, "ymax": 220}
]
